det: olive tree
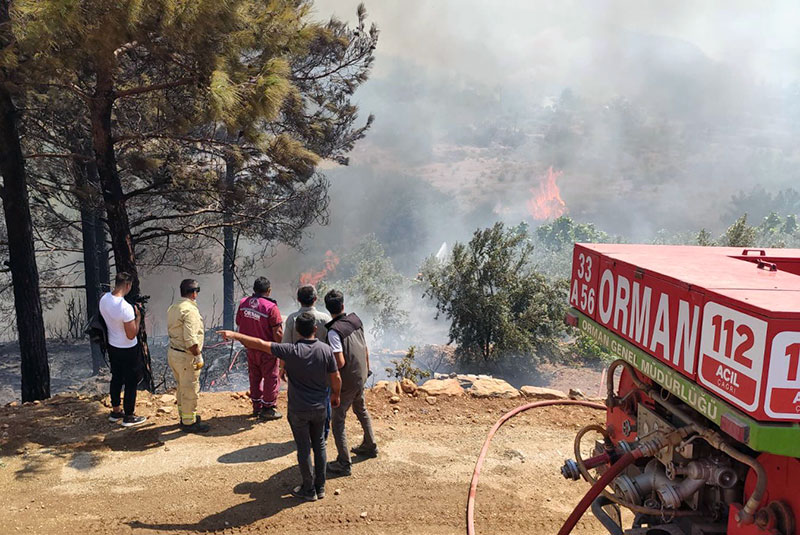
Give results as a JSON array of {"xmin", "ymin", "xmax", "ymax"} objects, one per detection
[{"xmin": 420, "ymin": 222, "xmax": 568, "ymax": 369}]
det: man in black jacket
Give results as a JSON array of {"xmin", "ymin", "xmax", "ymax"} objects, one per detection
[{"xmin": 324, "ymin": 289, "xmax": 377, "ymax": 476}]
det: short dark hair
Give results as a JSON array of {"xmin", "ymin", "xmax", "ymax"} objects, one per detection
[
  {"xmin": 180, "ymin": 279, "xmax": 200, "ymax": 297},
  {"xmin": 297, "ymin": 285, "xmax": 317, "ymax": 306},
  {"xmin": 115, "ymin": 272, "xmax": 133, "ymax": 287},
  {"xmin": 324, "ymin": 289, "xmax": 344, "ymax": 315},
  {"xmin": 253, "ymin": 277, "xmax": 271, "ymax": 294},
  {"xmin": 295, "ymin": 312, "xmax": 316, "ymax": 338}
]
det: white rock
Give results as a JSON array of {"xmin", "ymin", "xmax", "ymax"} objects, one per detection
[
  {"xmin": 400, "ymin": 378, "xmax": 417, "ymax": 394},
  {"xmin": 468, "ymin": 378, "xmax": 520, "ymax": 399},
  {"xmin": 568, "ymin": 388, "xmax": 587, "ymax": 400},
  {"xmin": 418, "ymin": 378, "xmax": 465, "ymax": 397},
  {"xmin": 520, "ymin": 386, "xmax": 568, "ymax": 400},
  {"xmin": 372, "ymin": 381, "xmax": 390, "ymax": 392}
]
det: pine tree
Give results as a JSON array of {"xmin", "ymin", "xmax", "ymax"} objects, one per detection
[
  {"xmin": 722, "ymin": 214, "xmax": 757, "ymax": 248},
  {"xmin": 10, "ymin": 0, "xmax": 379, "ymax": 369},
  {"xmin": 12, "ymin": 0, "xmax": 328, "ymax": 388},
  {"xmin": 420, "ymin": 223, "xmax": 568, "ymax": 367},
  {"xmin": 24, "ymin": 92, "xmax": 110, "ymax": 374},
  {"xmin": 696, "ymin": 228, "xmax": 715, "ymax": 246},
  {"xmin": 217, "ymin": 4, "xmax": 378, "ymax": 327},
  {"xmin": 0, "ymin": 0, "xmax": 50, "ymax": 401}
]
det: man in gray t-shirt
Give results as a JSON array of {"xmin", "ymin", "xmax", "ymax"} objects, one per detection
[{"xmin": 219, "ymin": 312, "xmax": 341, "ymax": 502}]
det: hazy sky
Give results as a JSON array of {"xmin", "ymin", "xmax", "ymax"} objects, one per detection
[
  {"xmin": 314, "ymin": 1, "xmax": 800, "ymax": 87},
  {"xmin": 305, "ymin": 1, "xmax": 800, "ymax": 239}
]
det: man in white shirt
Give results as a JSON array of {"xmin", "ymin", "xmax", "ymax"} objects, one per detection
[
  {"xmin": 99, "ymin": 272, "xmax": 146, "ymax": 427},
  {"xmin": 282, "ymin": 285, "xmax": 332, "ymax": 344}
]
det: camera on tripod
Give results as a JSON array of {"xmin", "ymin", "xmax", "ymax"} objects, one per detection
[{"xmin": 134, "ymin": 294, "xmax": 151, "ymax": 312}]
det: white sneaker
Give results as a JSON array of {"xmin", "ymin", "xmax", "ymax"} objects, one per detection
[
  {"xmin": 108, "ymin": 411, "xmax": 124, "ymax": 423},
  {"xmin": 121, "ymin": 415, "xmax": 147, "ymax": 427}
]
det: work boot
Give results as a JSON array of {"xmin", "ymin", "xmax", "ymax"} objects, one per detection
[
  {"xmin": 326, "ymin": 460, "xmax": 352, "ymax": 476},
  {"xmin": 351, "ymin": 443, "xmax": 378, "ymax": 458},
  {"xmin": 121, "ymin": 415, "xmax": 147, "ymax": 427},
  {"xmin": 180, "ymin": 414, "xmax": 202, "ymax": 424},
  {"xmin": 291, "ymin": 485, "xmax": 317, "ymax": 502},
  {"xmin": 181, "ymin": 420, "xmax": 210, "ymax": 433},
  {"xmin": 259, "ymin": 407, "xmax": 282, "ymax": 421}
]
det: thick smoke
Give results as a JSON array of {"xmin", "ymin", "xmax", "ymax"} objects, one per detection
[
  {"xmin": 42, "ymin": 1, "xmax": 800, "ymax": 342},
  {"xmin": 311, "ymin": 0, "xmax": 800, "ymax": 237}
]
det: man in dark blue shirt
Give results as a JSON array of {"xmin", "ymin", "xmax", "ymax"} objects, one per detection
[{"xmin": 219, "ymin": 312, "xmax": 341, "ymax": 501}]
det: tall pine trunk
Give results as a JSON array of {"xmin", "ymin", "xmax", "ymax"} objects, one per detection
[
  {"xmin": 222, "ymin": 155, "xmax": 237, "ymax": 329},
  {"xmin": 96, "ymin": 219, "xmax": 110, "ymax": 291},
  {"xmin": 0, "ymin": 85, "xmax": 50, "ymax": 401},
  {"xmin": 89, "ymin": 69, "xmax": 154, "ymax": 391},
  {"xmin": 76, "ymin": 164, "xmax": 105, "ymax": 374},
  {"xmin": 80, "ymin": 207, "xmax": 104, "ymax": 374},
  {"xmin": 223, "ymin": 225, "xmax": 235, "ymax": 329}
]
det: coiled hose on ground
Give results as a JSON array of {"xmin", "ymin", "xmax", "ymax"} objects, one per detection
[
  {"xmin": 465, "ymin": 399, "xmax": 606, "ymax": 535},
  {"xmin": 467, "ymin": 361, "xmax": 767, "ymax": 534}
]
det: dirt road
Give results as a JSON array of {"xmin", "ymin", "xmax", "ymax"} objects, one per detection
[{"xmin": 0, "ymin": 390, "xmax": 609, "ymax": 534}]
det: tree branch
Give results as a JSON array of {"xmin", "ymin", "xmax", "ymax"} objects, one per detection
[
  {"xmin": 130, "ymin": 208, "xmax": 223, "ymax": 229},
  {"xmin": 25, "ymin": 153, "xmax": 92, "ymax": 162},
  {"xmin": 115, "ymin": 77, "xmax": 198, "ymax": 98}
]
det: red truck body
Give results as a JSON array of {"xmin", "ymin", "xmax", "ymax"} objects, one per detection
[{"xmin": 569, "ymin": 244, "xmax": 800, "ymax": 423}]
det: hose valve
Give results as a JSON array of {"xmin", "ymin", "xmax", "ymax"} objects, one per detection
[
  {"xmin": 561, "ymin": 451, "xmax": 613, "ymax": 481},
  {"xmin": 561, "ymin": 459, "xmax": 581, "ymax": 481}
]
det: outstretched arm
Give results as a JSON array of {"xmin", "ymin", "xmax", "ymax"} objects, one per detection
[
  {"xmin": 272, "ymin": 323, "xmax": 284, "ymax": 343},
  {"xmin": 217, "ymin": 330, "xmax": 273, "ymax": 355}
]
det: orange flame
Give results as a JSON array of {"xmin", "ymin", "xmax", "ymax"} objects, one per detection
[
  {"xmin": 527, "ymin": 166, "xmax": 566, "ymax": 220},
  {"xmin": 299, "ymin": 250, "xmax": 340, "ymax": 286}
]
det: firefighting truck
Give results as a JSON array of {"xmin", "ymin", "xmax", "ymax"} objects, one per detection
[{"xmin": 558, "ymin": 244, "xmax": 800, "ymax": 535}]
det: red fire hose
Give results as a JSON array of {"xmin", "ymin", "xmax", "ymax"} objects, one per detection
[{"xmin": 466, "ymin": 399, "xmax": 607, "ymax": 535}]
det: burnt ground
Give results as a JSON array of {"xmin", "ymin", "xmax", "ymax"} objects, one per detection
[
  {"xmin": 0, "ymin": 340, "xmax": 607, "ymax": 405},
  {"xmin": 0, "ymin": 390, "xmax": 612, "ymax": 535},
  {"xmin": 0, "ymin": 339, "xmax": 254, "ymax": 406}
]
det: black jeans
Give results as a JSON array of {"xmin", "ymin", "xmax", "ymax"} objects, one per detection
[
  {"xmin": 287, "ymin": 407, "xmax": 328, "ymax": 493},
  {"xmin": 324, "ymin": 388, "xmax": 331, "ymax": 440},
  {"xmin": 108, "ymin": 345, "xmax": 141, "ymax": 416}
]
